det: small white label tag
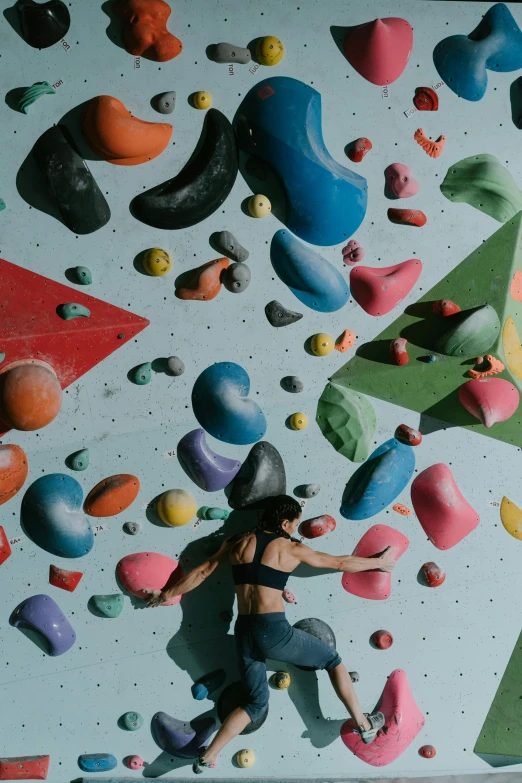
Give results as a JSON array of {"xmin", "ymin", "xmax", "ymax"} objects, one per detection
[
  {"xmin": 228, "ymin": 64, "xmax": 234, "ymax": 76},
  {"xmin": 487, "ymin": 500, "xmax": 500, "ymax": 508},
  {"xmin": 163, "ymin": 449, "xmax": 176, "ymax": 459},
  {"xmin": 52, "ymin": 79, "xmax": 64, "ymax": 90},
  {"xmin": 134, "ymin": 56, "xmax": 141, "ymax": 69},
  {"xmin": 249, "ymin": 63, "xmax": 260, "ymax": 75},
  {"xmin": 60, "ymin": 38, "xmax": 71, "ymax": 51},
  {"xmin": 93, "ymin": 523, "xmax": 109, "ymax": 533},
  {"xmin": 141, "ymin": 502, "xmax": 154, "ymax": 510},
  {"xmin": 381, "ymin": 85, "xmax": 389, "ymax": 99},
  {"xmin": 9, "ymin": 536, "xmax": 24, "ymax": 545},
  {"xmin": 404, "ymin": 106, "xmax": 416, "ymax": 118}
]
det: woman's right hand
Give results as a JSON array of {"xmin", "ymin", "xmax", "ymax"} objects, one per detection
[{"xmin": 375, "ymin": 546, "xmax": 396, "ymax": 573}]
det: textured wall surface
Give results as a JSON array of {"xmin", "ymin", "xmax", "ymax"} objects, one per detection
[{"xmin": 0, "ymin": 0, "xmax": 521, "ymax": 781}]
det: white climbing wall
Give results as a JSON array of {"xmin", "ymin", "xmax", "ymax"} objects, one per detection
[{"xmin": 1, "ymin": 0, "xmax": 522, "ymax": 780}]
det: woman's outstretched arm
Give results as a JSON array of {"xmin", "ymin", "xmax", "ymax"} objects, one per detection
[
  {"xmin": 295, "ymin": 543, "xmax": 396, "ymax": 573},
  {"xmin": 146, "ymin": 540, "xmax": 230, "ymax": 606}
]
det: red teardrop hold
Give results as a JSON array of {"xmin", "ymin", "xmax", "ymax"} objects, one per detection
[
  {"xmin": 432, "ymin": 299, "xmax": 461, "ymax": 316},
  {"xmin": 0, "ymin": 525, "xmax": 12, "ymax": 567},
  {"xmin": 371, "ymin": 629, "xmax": 394, "ymax": 649}
]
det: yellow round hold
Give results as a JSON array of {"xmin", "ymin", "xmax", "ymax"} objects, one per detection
[
  {"xmin": 272, "ymin": 671, "xmax": 291, "ymax": 689},
  {"xmin": 290, "ymin": 412, "xmax": 308, "ymax": 430},
  {"xmin": 193, "ymin": 91, "xmax": 212, "ymax": 110},
  {"xmin": 311, "ymin": 333, "xmax": 334, "ymax": 356},
  {"xmin": 236, "ymin": 749, "xmax": 255, "ymax": 768},
  {"xmin": 157, "ymin": 489, "xmax": 196, "ymax": 527},
  {"xmin": 143, "ymin": 248, "xmax": 172, "ymax": 277},
  {"xmin": 500, "ymin": 496, "xmax": 522, "ymax": 540},
  {"xmin": 256, "ymin": 36, "xmax": 285, "ymax": 66},
  {"xmin": 248, "ymin": 194, "xmax": 271, "ymax": 218}
]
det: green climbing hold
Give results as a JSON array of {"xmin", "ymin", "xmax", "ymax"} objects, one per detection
[
  {"xmin": 69, "ymin": 448, "xmax": 89, "ymax": 471},
  {"xmin": 91, "ymin": 593, "xmax": 124, "ymax": 618},
  {"xmin": 18, "ymin": 81, "xmax": 56, "ymax": 114},
  {"xmin": 57, "ymin": 303, "xmax": 91, "ymax": 320},
  {"xmin": 435, "ymin": 304, "xmax": 500, "ymax": 358},
  {"xmin": 316, "ymin": 382, "xmax": 376, "ymax": 462},
  {"xmin": 197, "ymin": 506, "xmax": 230, "ymax": 521},
  {"xmin": 73, "ymin": 266, "xmax": 93, "ymax": 285},
  {"xmin": 130, "ymin": 362, "xmax": 152, "ymax": 385},
  {"xmin": 0, "ymin": 199, "xmax": 6, "ymax": 212},
  {"xmin": 0, "ymin": 353, "xmax": 4, "ymax": 363},
  {"xmin": 121, "ymin": 711, "xmax": 144, "ymax": 731},
  {"xmin": 441, "ymin": 154, "xmax": 522, "ymax": 223}
]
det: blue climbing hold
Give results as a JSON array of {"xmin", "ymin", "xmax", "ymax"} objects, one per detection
[
  {"xmin": 78, "ymin": 754, "xmax": 118, "ymax": 772},
  {"xmin": 10, "ymin": 594, "xmax": 76, "ymax": 656},
  {"xmin": 271, "ymin": 229, "xmax": 350, "ymax": 313},
  {"xmin": 21, "ymin": 474, "xmax": 94, "ymax": 558},
  {"xmin": 235, "ymin": 77, "xmax": 367, "ymax": 246},
  {"xmin": 192, "ymin": 363, "xmax": 267, "ymax": 445},
  {"xmin": 433, "ymin": 3, "xmax": 522, "ymax": 102},
  {"xmin": 341, "ymin": 438, "xmax": 415, "ymax": 520}
]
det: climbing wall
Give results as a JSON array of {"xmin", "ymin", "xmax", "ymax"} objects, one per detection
[{"xmin": 1, "ymin": 0, "xmax": 522, "ymax": 780}]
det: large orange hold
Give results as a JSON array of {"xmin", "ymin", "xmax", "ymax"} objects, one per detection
[
  {"xmin": 0, "ymin": 444, "xmax": 28, "ymax": 505},
  {"xmin": 112, "ymin": 0, "xmax": 182, "ymax": 62},
  {"xmin": 0, "ymin": 360, "xmax": 62, "ymax": 431},
  {"xmin": 84, "ymin": 474, "xmax": 140, "ymax": 517},
  {"xmin": 83, "ymin": 96, "xmax": 172, "ymax": 166},
  {"xmin": 175, "ymin": 258, "xmax": 229, "ymax": 301}
]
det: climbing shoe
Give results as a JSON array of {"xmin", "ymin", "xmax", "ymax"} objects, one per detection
[
  {"xmin": 192, "ymin": 748, "xmax": 216, "ymax": 774},
  {"xmin": 360, "ymin": 711, "xmax": 385, "ymax": 744}
]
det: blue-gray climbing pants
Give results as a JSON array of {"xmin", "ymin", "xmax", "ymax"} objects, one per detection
[{"xmin": 235, "ymin": 612, "xmax": 342, "ymax": 723}]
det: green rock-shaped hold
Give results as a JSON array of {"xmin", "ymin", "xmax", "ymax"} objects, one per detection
[
  {"xmin": 19, "ymin": 81, "xmax": 56, "ymax": 114},
  {"xmin": 91, "ymin": 593, "xmax": 124, "ymax": 618},
  {"xmin": 441, "ymin": 154, "xmax": 522, "ymax": 223},
  {"xmin": 69, "ymin": 448, "xmax": 90, "ymax": 471},
  {"xmin": 73, "ymin": 266, "xmax": 93, "ymax": 285},
  {"xmin": 58, "ymin": 303, "xmax": 91, "ymax": 320},
  {"xmin": 316, "ymin": 382, "xmax": 376, "ymax": 463},
  {"xmin": 434, "ymin": 304, "xmax": 500, "ymax": 358},
  {"xmin": 121, "ymin": 711, "xmax": 144, "ymax": 731},
  {"xmin": 197, "ymin": 506, "xmax": 230, "ymax": 521},
  {"xmin": 130, "ymin": 362, "xmax": 152, "ymax": 385}
]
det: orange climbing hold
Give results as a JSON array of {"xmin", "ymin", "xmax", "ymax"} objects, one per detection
[
  {"xmin": 0, "ymin": 360, "xmax": 62, "ymax": 432},
  {"xmin": 510, "ymin": 270, "xmax": 522, "ymax": 302},
  {"xmin": 0, "ymin": 526, "xmax": 12, "ymax": 567},
  {"xmin": 390, "ymin": 338, "xmax": 409, "ymax": 366},
  {"xmin": 393, "ymin": 503, "xmax": 411, "ymax": 516},
  {"xmin": 421, "ymin": 561, "xmax": 446, "ymax": 587},
  {"xmin": 175, "ymin": 258, "xmax": 230, "ymax": 301},
  {"xmin": 387, "ymin": 208, "xmax": 427, "ymax": 227},
  {"xmin": 83, "ymin": 95, "xmax": 173, "ymax": 166},
  {"xmin": 413, "ymin": 87, "xmax": 439, "ymax": 112},
  {"xmin": 0, "ymin": 444, "xmax": 28, "ymax": 506},
  {"xmin": 84, "ymin": 474, "xmax": 140, "ymax": 517},
  {"xmin": 467, "ymin": 354, "xmax": 505, "ymax": 379},
  {"xmin": 432, "ymin": 299, "xmax": 461, "ymax": 316},
  {"xmin": 49, "ymin": 565, "xmax": 83, "ymax": 592},
  {"xmin": 414, "ymin": 128, "xmax": 446, "ymax": 158},
  {"xmin": 112, "ymin": 0, "xmax": 182, "ymax": 62},
  {"xmin": 419, "ymin": 744, "xmax": 436, "ymax": 758},
  {"xmin": 395, "ymin": 424, "xmax": 422, "ymax": 446},
  {"xmin": 335, "ymin": 329, "xmax": 355, "ymax": 353}
]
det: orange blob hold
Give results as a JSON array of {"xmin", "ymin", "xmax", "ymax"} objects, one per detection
[
  {"xmin": 0, "ymin": 444, "xmax": 28, "ymax": 506},
  {"xmin": 387, "ymin": 208, "xmax": 427, "ymax": 227},
  {"xmin": 84, "ymin": 474, "xmax": 140, "ymax": 517},
  {"xmin": 390, "ymin": 337, "xmax": 409, "ymax": 366},
  {"xmin": 335, "ymin": 329, "xmax": 355, "ymax": 353},
  {"xmin": 112, "ymin": 0, "xmax": 182, "ymax": 62},
  {"xmin": 393, "ymin": 503, "xmax": 411, "ymax": 516},
  {"xmin": 467, "ymin": 354, "xmax": 505, "ymax": 379},
  {"xmin": 0, "ymin": 525, "xmax": 12, "ymax": 567},
  {"xmin": 419, "ymin": 744, "xmax": 436, "ymax": 758},
  {"xmin": 175, "ymin": 258, "xmax": 229, "ymax": 301},
  {"xmin": 432, "ymin": 299, "xmax": 461, "ymax": 317},
  {"xmin": 395, "ymin": 423, "xmax": 422, "ymax": 446},
  {"xmin": 49, "ymin": 564, "xmax": 83, "ymax": 592},
  {"xmin": 347, "ymin": 137, "xmax": 372, "ymax": 163},
  {"xmin": 421, "ymin": 561, "xmax": 446, "ymax": 587},
  {"xmin": 414, "ymin": 128, "xmax": 446, "ymax": 158},
  {"xmin": 510, "ymin": 269, "xmax": 522, "ymax": 302},
  {"xmin": 0, "ymin": 360, "xmax": 62, "ymax": 432},
  {"xmin": 83, "ymin": 95, "xmax": 173, "ymax": 166}
]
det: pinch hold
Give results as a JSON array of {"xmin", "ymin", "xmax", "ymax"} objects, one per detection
[
  {"xmin": 390, "ymin": 338, "xmax": 409, "ymax": 366},
  {"xmin": 414, "ymin": 128, "xmax": 446, "ymax": 158}
]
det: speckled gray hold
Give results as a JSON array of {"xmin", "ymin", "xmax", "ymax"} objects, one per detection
[
  {"xmin": 223, "ymin": 262, "xmax": 251, "ymax": 293},
  {"xmin": 167, "ymin": 356, "xmax": 185, "ymax": 376},
  {"xmin": 213, "ymin": 230, "xmax": 249, "ymax": 262},
  {"xmin": 294, "ymin": 483, "xmax": 321, "ymax": 499},
  {"xmin": 228, "ymin": 441, "xmax": 286, "ymax": 509},
  {"xmin": 281, "ymin": 376, "xmax": 304, "ymax": 393},
  {"xmin": 265, "ymin": 300, "xmax": 303, "ymax": 327},
  {"xmin": 210, "ymin": 43, "xmax": 251, "ymax": 65},
  {"xmin": 123, "ymin": 522, "xmax": 140, "ymax": 535},
  {"xmin": 155, "ymin": 91, "xmax": 176, "ymax": 114}
]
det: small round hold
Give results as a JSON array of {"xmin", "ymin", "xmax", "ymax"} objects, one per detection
[
  {"xmin": 73, "ymin": 266, "xmax": 92, "ymax": 285},
  {"xmin": 126, "ymin": 755, "xmax": 144, "ymax": 770},
  {"xmin": 122, "ymin": 711, "xmax": 144, "ymax": 731},
  {"xmin": 255, "ymin": 35, "xmax": 284, "ymax": 66},
  {"xmin": 281, "ymin": 376, "xmax": 304, "ymax": 393},
  {"xmin": 290, "ymin": 412, "xmax": 308, "ymax": 430},
  {"xmin": 349, "ymin": 671, "xmax": 359, "ymax": 683},
  {"xmin": 130, "ymin": 362, "xmax": 152, "ymax": 385},
  {"xmin": 198, "ymin": 506, "xmax": 230, "ymax": 521},
  {"xmin": 310, "ymin": 333, "xmax": 334, "ymax": 356},
  {"xmin": 223, "ymin": 262, "xmax": 251, "ymax": 293},
  {"xmin": 371, "ymin": 630, "xmax": 393, "ymax": 649},
  {"xmin": 58, "ymin": 303, "xmax": 90, "ymax": 320},
  {"xmin": 272, "ymin": 671, "xmax": 291, "ymax": 689},
  {"xmin": 123, "ymin": 521, "xmax": 140, "ymax": 535},
  {"xmin": 69, "ymin": 448, "xmax": 89, "ymax": 471},
  {"xmin": 193, "ymin": 90, "xmax": 212, "ymax": 109},
  {"xmin": 236, "ymin": 749, "xmax": 255, "ymax": 768},
  {"xmin": 143, "ymin": 247, "xmax": 172, "ymax": 276},
  {"xmin": 167, "ymin": 356, "xmax": 185, "ymax": 376},
  {"xmin": 419, "ymin": 744, "xmax": 436, "ymax": 758},
  {"xmin": 248, "ymin": 194, "xmax": 271, "ymax": 218},
  {"xmin": 294, "ymin": 483, "xmax": 320, "ymax": 499},
  {"xmin": 426, "ymin": 354, "xmax": 437, "ymax": 363},
  {"xmin": 155, "ymin": 90, "xmax": 176, "ymax": 114}
]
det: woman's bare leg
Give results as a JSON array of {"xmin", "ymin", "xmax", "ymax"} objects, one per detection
[
  {"xmin": 200, "ymin": 707, "xmax": 251, "ymax": 765},
  {"xmin": 328, "ymin": 663, "xmax": 371, "ymax": 731}
]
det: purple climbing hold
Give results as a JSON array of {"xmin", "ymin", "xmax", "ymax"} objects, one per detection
[
  {"xmin": 152, "ymin": 711, "xmax": 216, "ymax": 759},
  {"xmin": 9, "ymin": 593, "xmax": 76, "ymax": 656},
  {"xmin": 177, "ymin": 428, "xmax": 241, "ymax": 492}
]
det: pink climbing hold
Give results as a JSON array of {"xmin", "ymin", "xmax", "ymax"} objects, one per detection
[
  {"xmin": 411, "ymin": 463, "xmax": 480, "ymax": 549},
  {"xmin": 347, "ymin": 137, "xmax": 372, "ymax": 163},
  {"xmin": 283, "ymin": 588, "xmax": 297, "ymax": 604},
  {"xmin": 385, "ymin": 163, "xmax": 419, "ymax": 199},
  {"xmin": 126, "ymin": 756, "xmax": 144, "ymax": 770},
  {"xmin": 432, "ymin": 298, "xmax": 461, "ymax": 316},
  {"xmin": 395, "ymin": 423, "xmax": 422, "ymax": 445},
  {"xmin": 299, "ymin": 514, "xmax": 336, "ymax": 539},
  {"xmin": 421, "ymin": 561, "xmax": 446, "ymax": 588},
  {"xmin": 342, "ymin": 240, "xmax": 365, "ymax": 265},
  {"xmin": 371, "ymin": 629, "xmax": 393, "ymax": 649},
  {"xmin": 419, "ymin": 744, "xmax": 436, "ymax": 758},
  {"xmin": 342, "ymin": 524, "xmax": 409, "ymax": 600},
  {"xmin": 116, "ymin": 551, "xmax": 183, "ymax": 605},
  {"xmin": 351, "ymin": 259, "xmax": 422, "ymax": 316},
  {"xmin": 341, "ymin": 669, "xmax": 424, "ymax": 766},
  {"xmin": 343, "ymin": 18, "xmax": 413, "ymax": 86},
  {"xmin": 390, "ymin": 338, "xmax": 409, "ymax": 366},
  {"xmin": 458, "ymin": 378, "xmax": 520, "ymax": 428}
]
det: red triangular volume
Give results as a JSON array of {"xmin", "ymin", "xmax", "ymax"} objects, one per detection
[
  {"xmin": 0, "ymin": 526, "xmax": 12, "ymax": 566},
  {"xmin": 0, "ymin": 258, "xmax": 149, "ymax": 434}
]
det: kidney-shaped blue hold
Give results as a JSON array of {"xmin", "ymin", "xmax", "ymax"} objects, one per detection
[
  {"xmin": 22, "ymin": 473, "xmax": 94, "ymax": 558},
  {"xmin": 271, "ymin": 230, "xmax": 350, "ymax": 313},
  {"xmin": 192, "ymin": 363, "xmax": 267, "ymax": 445},
  {"xmin": 341, "ymin": 438, "xmax": 415, "ymax": 520},
  {"xmin": 10, "ymin": 594, "xmax": 76, "ymax": 656},
  {"xmin": 78, "ymin": 754, "xmax": 118, "ymax": 772}
]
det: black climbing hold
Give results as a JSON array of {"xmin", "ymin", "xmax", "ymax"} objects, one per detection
[
  {"xmin": 228, "ymin": 441, "xmax": 286, "ymax": 509},
  {"xmin": 123, "ymin": 521, "xmax": 140, "ymax": 535},
  {"xmin": 130, "ymin": 109, "xmax": 238, "ymax": 230},
  {"xmin": 293, "ymin": 618, "xmax": 336, "ymax": 671},
  {"xmin": 33, "ymin": 126, "xmax": 111, "ymax": 234},
  {"xmin": 212, "ymin": 230, "xmax": 249, "ymax": 262},
  {"xmin": 16, "ymin": 0, "xmax": 70, "ymax": 49},
  {"xmin": 265, "ymin": 300, "xmax": 303, "ymax": 327},
  {"xmin": 217, "ymin": 682, "xmax": 268, "ymax": 734},
  {"xmin": 223, "ymin": 262, "xmax": 251, "ymax": 293},
  {"xmin": 280, "ymin": 375, "xmax": 304, "ymax": 393}
]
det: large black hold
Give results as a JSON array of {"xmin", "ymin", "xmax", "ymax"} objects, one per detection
[
  {"xmin": 130, "ymin": 109, "xmax": 238, "ymax": 230},
  {"xmin": 292, "ymin": 618, "xmax": 336, "ymax": 671},
  {"xmin": 33, "ymin": 126, "xmax": 111, "ymax": 235},
  {"xmin": 228, "ymin": 441, "xmax": 286, "ymax": 510},
  {"xmin": 16, "ymin": 0, "xmax": 70, "ymax": 49}
]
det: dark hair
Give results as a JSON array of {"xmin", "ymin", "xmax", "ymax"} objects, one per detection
[{"xmin": 256, "ymin": 494, "xmax": 302, "ymax": 539}]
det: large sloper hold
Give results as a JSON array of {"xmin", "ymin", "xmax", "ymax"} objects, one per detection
[
  {"xmin": 16, "ymin": 0, "xmax": 70, "ymax": 48},
  {"xmin": 435, "ymin": 304, "xmax": 500, "ymax": 358},
  {"xmin": 341, "ymin": 670, "xmax": 424, "ymax": 765},
  {"xmin": 152, "ymin": 711, "xmax": 216, "ymax": 758},
  {"xmin": 130, "ymin": 109, "xmax": 238, "ymax": 230},
  {"xmin": 235, "ymin": 77, "xmax": 367, "ymax": 246},
  {"xmin": 292, "ymin": 618, "xmax": 336, "ymax": 671},
  {"xmin": 117, "ymin": 552, "xmax": 182, "ymax": 606},
  {"xmin": 18, "ymin": 82, "xmax": 56, "ymax": 114},
  {"xmin": 84, "ymin": 474, "xmax": 140, "ymax": 517},
  {"xmin": 217, "ymin": 682, "xmax": 267, "ymax": 734},
  {"xmin": 343, "ymin": 17, "xmax": 413, "ymax": 86},
  {"xmin": 271, "ymin": 230, "xmax": 350, "ymax": 313},
  {"xmin": 112, "ymin": 0, "xmax": 182, "ymax": 62},
  {"xmin": 350, "ymin": 259, "xmax": 422, "ymax": 316},
  {"xmin": 228, "ymin": 441, "xmax": 286, "ymax": 509},
  {"xmin": 10, "ymin": 594, "xmax": 76, "ymax": 656},
  {"xmin": 459, "ymin": 377, "xmax": 519, "ymax": 427},
  {"xmin": 341, "ymin": 437, "xmax": 415, "ymax": 520},
  {"xmin": 342, "ymin": 524, "xmax": 409, "ymax": 600},
  {"xmin": 192, "ymin": 362, "xmax": 267, "ymax": 445},
  {"xmin": 440, "ymin": 154, "xmax": 522, "ymax": 223},
  {"xmin": 433, "ymin": 3, "xmax": 522, "ymax": 102},
  {"xmin": 177, "ymin": 428, "xmax": 241, "ymax": 491},
  {"xmin": 316, "ymin": 382, "xmax": 376, "ymax": 462},
  {"xmin": 0, "ymin": 755, "xmax": 50, "ymax": 780},
  {"xmin": 332, "ymin": 212, "xmax": 522, "ymax": 449},
  {"xmin": 32, "ymin": 126, "xmax": 111, "ymax": 234}
]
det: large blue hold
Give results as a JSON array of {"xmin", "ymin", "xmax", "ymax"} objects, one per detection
[
  {"xmin": 271, "ymin": 229, "xmax": 350, "ymax": 313},
  {"xmin": 21, "ymin": 474, "xmax": 94, "ymax": 558},
  {"xmin": 192, "ymin": 362, "xmax": 267, "ymax": 445},
  {"xmin": 78, "ymin": 754, "xmax": 117, "ymax": 772},
  {"xmin": 152, "ymin": 711, "xmax": 216, "ymax": 759},
  {"xmin": 235, "ymin": 76, "xmax": 367, "ymax": 246},
  {"xmin": 341, "ymin": 438, "xmax": 415, "ymax": 520},
  {"xmin": 433, "ymin": 3, "xmax": 522, "ymax": 102}
]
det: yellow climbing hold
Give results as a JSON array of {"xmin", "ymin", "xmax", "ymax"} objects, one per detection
[
  {"xmin": 248, "ymin": 194, "xmax": 271, "ymax": 218},
  {"xmin": 156, "ymin": 489, "xmax": 196, "ymax": 527},
  {"xmin": 193, "ymin": 91, "xmax": 212, "ymax": 110},
  {"xmin": 143, "ymin": 248, "xmax": 172, "ymax": 277},
  {"xmin": 500, "ymin": 496, "xmax": 522, "ymax": 540},
  {"xmin": 272, "ymin": 671, "xmax": 291, "ymax": 689},
  {"xmin": 311, "ymin": 333, "xmax": 334, "ymax": 356},
  {"xmin": 290, "ymin": 412, "xmax": 308, "ymax": 430},
  {"xmin": 256, "ymin": 36, "xmax": 285, "ymax": 66},
  {"xmin": 502, "ymin": 316, "xmax": 522, "ymax": 380},
  {"xmin": 236, "ymin": 749, "xmax": 255, "ymax": 768}
]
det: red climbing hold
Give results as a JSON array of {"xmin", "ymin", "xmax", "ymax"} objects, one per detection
[
  {"xmin": 421, "ymin": 561, "xmax": 446, "ymax": 588},
  {"xmin": 390, "ymin": 338, "xmax": 409, "ymax": 366},
  {"xmin": 387, "ymin": 208, "xmax": 427, "ymax": 227},
  {"xmin": 342, "ymin": 524, "xmax": 409, "ymax": 600},
  {"xmin": 458, "ymin": 378, "xmax": 520, "ymax": 428},
  {"xmin": 343, "ymin": 18, "xmax": 413, "ymax": 86},
  {"xmin": 395, "ymin": 423, "xmax": 422, "ymax": 445},
  {"xmin": 419, "ymin": 744, "xmax": 436, "ymax": 758},
  {"xmin": 49, "ymin": 565, "xmax": 83, "ymax": 592},
  {"xmin": 393, "ymin": 503, "xmax": 411, "ymax": 516},
  {"xmin": 347, "ymin": 137, "xmax": 372, "ymax": 163},
  {"xmin": 0, "ymin": 756, "xmax": 50, "ymax": 780},
  {"xmin": 175, "ymin": 258, "xmax": 229, "ymax": 301},
  {"xmin": 432, "ymin": 299, "xmax": 461, "ymax": 316},
  {"xmin": 125, "ymin": 755, "xmax": 144, "ymax": 770},
  {"xmin": 351, "ymin": 259, "xmax": 422, "ymax": 316},
  {"xmin": 299, "ymin": 514, "xmax": 336, "ymax": 539},
  {"xmin": 371, "ymin": 630, "xmax": 393, "ymax": 649},
  {"xmin": 413, "ymin": 87, "xmax": 439, "ymax": 112},
  {"xmin": 0, "ymin": 526, "xmax": 12, "ymax": 567},
  {"xmin": 342, "ymin": 239, "xmax": 365, "ymax": 265}
]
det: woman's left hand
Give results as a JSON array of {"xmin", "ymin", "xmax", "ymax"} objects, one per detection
[{"xmin": 144, "ymin": 589, "xmax": 164, "ymax": 607}]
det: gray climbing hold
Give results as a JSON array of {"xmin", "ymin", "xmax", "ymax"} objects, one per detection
[
  {"xmin": 73, "ymin": 266, "xmax": 92, "ymax": 285},
  {"xmin": 57, "ymin": 303, "xmax": 90, "ymax": 320},
  {"xmin": 69, "ymin": 448, "xmax": 89, "ymax": 471},
  {"xmin": 155, "ymin": 91, "xmax": 176, "ymax": 114},
  {"xmin": 130, "ymin": 362, "xmax": 151, "ymax": 385},
  {"xmin": 167, "ymin": 356, "xmax": 185, "ymax": 376},
  {"xmin": 91, "ymin": 593, "xmax": 124, "ymax": 618},
  {"xmin": 123, "ymin": 521, "xmax": 140, "ymax": 535},
  {"xmin": 209, "ymin": 43, "xmax": 252, "ymax": 65},
  {"xmin": 280, "ymin": 375, "xmax": 304, "ymax": 393},
  {"xmin": 294, "ymin": 483, "xmax": 321, "ymax": 499},
  {"xmin": 265, "ymin": 300, "xmax": 303, "ymax": 327},
  {"xmin": 223, "ymin": 262, "xmax": 251, "ymax": 293},
  {"xmin": 228, "ymin": 441, "xmax": 286, "ymax": 509},
  {"xmin": 213, "ymin": 230, "xmax": 249, "ymax": 262},
  {"xmin": 122, "ymin": 711, "xmax": 143, "ymax": 731}
]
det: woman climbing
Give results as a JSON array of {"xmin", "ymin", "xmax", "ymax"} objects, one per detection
[{"xmin": 146, "ymin": 494, "xmax": 396, "ymax": 773}]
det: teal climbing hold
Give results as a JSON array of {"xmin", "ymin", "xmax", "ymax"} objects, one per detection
[
  {"xmin": 91, "ymin": 593, "xmax": 124, "ymax": 618},
  {"xmin": 0, "ymin": 353, "xmax": 4, "ymax": 363},
  {"xmin": 69, "ymin": 448, "xmax": 89, "ymax": 471},
  {"xmin": 130, "ymin": 362, "xmax": 152, "ymax": 385},
  {"xmin": 18, "ymin": 81, "xmax": 56, "ymax": 114},
  {"xmin": 197, "ymin": 506, "xmax": 230, "ymax": 521},
  {"xmin": 57, "ymin": 303, "xmax": 91, "ymax": 320},
  {"xmin": 73, "ymin": 266, "xmax": 93, "ymax": 285},
  {"xmin": 121, "ymin": 711, "xmax": 144, "ymax": 731},
  {"xmin": 0, "ymin": 199, "xmax": 6, "ymax": 212}
]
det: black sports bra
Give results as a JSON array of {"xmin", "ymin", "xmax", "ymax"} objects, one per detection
[{"xmin": 231, "ymin": 531, "xmax": 290, "ymax": 591}]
